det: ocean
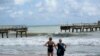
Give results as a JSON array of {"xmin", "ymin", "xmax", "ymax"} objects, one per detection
[{"xmin": 0, "ymin": 25, "xmax": 100, "ymax": 56}]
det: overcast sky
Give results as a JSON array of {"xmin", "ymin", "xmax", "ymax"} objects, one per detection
[{"xmin": 0, "ymin": 0, "xmax": 100, "ymax": 25}]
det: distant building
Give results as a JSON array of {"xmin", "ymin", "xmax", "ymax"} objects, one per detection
[{"xmin": 98, "ymin": 21, "xmax": 100, "ymax": 25}]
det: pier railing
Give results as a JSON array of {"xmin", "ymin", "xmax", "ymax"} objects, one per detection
[{"xmin": 60, "ymin": 23, "xmax": 100, "ymax": 32}]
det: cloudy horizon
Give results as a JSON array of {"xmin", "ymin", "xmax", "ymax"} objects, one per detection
[{"xmin": 0, "ymin": 0, "xmax": 100, "ymax": 25}]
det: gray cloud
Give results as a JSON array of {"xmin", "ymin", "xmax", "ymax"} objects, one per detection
[{"xmin": 0, "ymin": 0, "xmax": 100, "ymax": 25}]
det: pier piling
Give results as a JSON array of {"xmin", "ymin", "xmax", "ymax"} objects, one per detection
[{"xmin": 0, "ymin": 25, "xmax": 27, "ymax": 38}]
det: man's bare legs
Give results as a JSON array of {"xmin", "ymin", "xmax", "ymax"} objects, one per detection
[
  {"xmin": 48, "ymin": 53, "xmax": 50, "ymax": 56},
  {"xmin": 48, "ymin": 52, "xmax": 53, "ymax": 56},
  {"xmin": 51, "ymin": 52, "xmax": 53, "ymax": 56}
]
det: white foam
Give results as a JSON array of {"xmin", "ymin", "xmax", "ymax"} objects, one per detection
[
  {"xmin": 61, "ymin": 37, "xmax": 100, "ymax": 46},
  {"xmin": 0, "ymin": 36, "xmax": 47, "ymax": 46},
  {"xmin": 65, "ymin": 53, "xmax": 97, "ymax": 56},
  {"xmin": 1, "ymin": 30, "xmax": 100, "ymax": 46},
  {"xmin": 0, "ymin": 36, "xmax": 100, "ymax": 46},
  {"xmin": 0, "ymin": 49, "xmax": 19, "ymax": 54}
]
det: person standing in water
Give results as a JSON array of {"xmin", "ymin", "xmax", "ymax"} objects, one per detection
[
  {"xmin": 56, "ymin": 39, "xmax": 67, "ymax": 56},
  {"xmin": 44, "ymin": 37, "xmax": 56, "ymax": 56}
]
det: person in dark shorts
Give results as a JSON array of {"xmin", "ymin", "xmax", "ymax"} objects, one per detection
[
  {"xmin": 44, "ymin": 37, "xmax": 56, "ymax": 56},
  {"xmin": 56, "ymin": 39, "xmax": 66, "ymax": 56}
]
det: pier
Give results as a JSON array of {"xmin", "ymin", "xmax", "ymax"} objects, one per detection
[
  {"xmin": 0, "ymin": 25, "xmax": 27, "ymax": 38},
  {"xmin": 60, "ymin": 23, "xmax": 100, "ymax": 32}
]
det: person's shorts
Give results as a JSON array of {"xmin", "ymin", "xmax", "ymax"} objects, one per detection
[
  {"xmin": 57, "ymin": 49, "xmax": 64, "ymax": 56},
  {"xmin": 48, "ymin": 48, "xmax": 53, "ymax": 53}
]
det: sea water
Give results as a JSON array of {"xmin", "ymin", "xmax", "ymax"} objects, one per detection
[
  {"xmin": 28, "ymin": 25, "xmax": 60, "ymax": 33},
  {"xmin": 0, "ymin": 25, "xmax": 100, "ymax": 56}
]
